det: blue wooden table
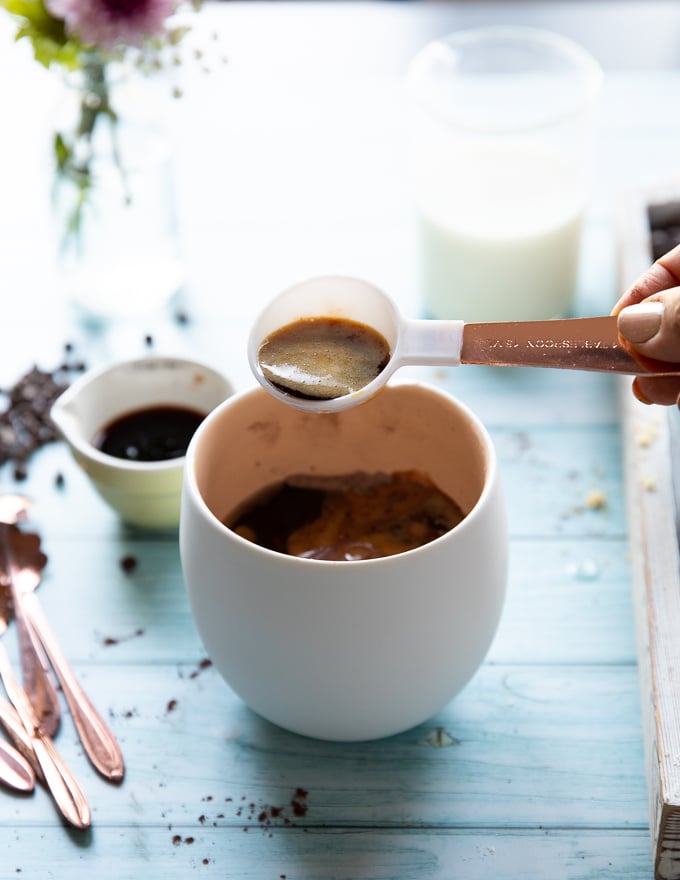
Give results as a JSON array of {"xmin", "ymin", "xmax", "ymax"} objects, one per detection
[{"xmin": 1, "ymin": 2, "xmax": 680, "ymax": 876}]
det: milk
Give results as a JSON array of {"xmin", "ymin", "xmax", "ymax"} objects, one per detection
[{"xmin": 414, "ymin": 142, "xmax": 587, "ymax": 323}]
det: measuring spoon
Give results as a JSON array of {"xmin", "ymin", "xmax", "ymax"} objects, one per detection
[{"xmin": 248, "ymin": 276, "xmax": 680, "ymax": 413}]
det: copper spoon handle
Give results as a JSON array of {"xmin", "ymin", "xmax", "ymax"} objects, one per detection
[
  {"xmin": 0, "ymin": 694, "xmax": 42, "ymax": 781},
  {"xmin": 0, "ymin": 641, "xmax": 90, "ymax": 829},
  {"xmin": 22, "ymin": 593, "xmax": 125, "ymax": 783},
  {"xmin": 4, "ymin": 571, "xmax": 60, "ymax": 739},
  {"xmin": 0, "ymin": 736, "xmax": 34, "ymax": 792},
  {"xmin": 460, "ymin": 315, "xmax": 680, "ymax": 374}
]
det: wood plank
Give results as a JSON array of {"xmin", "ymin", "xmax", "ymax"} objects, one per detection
[
  {"xmin": 0, "ymin": 827, "xmax": 656, "ymax": 880},
  {"xmin": 0, "ymin": 534, "xmax": 634, "ymax": 668},
  {"xmin": 0, "ymin": 663, "xmax": 647, "ymax": 829}
]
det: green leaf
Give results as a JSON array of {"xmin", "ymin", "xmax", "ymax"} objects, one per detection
[{"xmin": 1, "ymin": 0, "xmax": 83, "ymax": 69}]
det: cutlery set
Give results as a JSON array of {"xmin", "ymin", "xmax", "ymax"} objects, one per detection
[{"xmin": 0, "ymin": 495, "xmax": 124, "ymax": 830}]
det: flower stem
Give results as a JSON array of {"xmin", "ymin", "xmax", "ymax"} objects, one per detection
[{"xmin": 54, "ymin": 51, "xmax": 123, "ymax": 249}]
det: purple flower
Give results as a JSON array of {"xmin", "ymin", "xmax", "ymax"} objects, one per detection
[{"xmin": 46, "ymin": 0, "xmax": 177, "ymax": 50}]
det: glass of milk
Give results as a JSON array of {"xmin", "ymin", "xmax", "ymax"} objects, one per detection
[{"xmin": 406, "ymin": 26, "xmax": 602, "ymax": 322}]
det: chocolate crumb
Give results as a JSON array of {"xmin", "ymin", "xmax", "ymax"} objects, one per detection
[
  {"xmin": 291, "ymin": 788, "xmax": 308, "ymax": 817},
  {"xmin": 198, "ymin": 814, "xmax": 207, "ymax": 824},
  {"xmin": 13, "ymin": 463, "xmax": 27, "ymax": 481},
  {"xmin": 120, "ymin": 554, "xmax": 138, "ymax": 574},
  {"xmin": 202, "ymin": 859, "xmax": 209, "ymax": 865},
  {"xmin": 184, "ymin": 836, "xmax": 194, "ymax": 845},
  {"xmin": 189, "ymin": 658, "xmax": 213, "ymax": 679},
  {"xmin": 172, "ymin": 835, "xmax": 182, "ymax": 846},
  {"xmin": 102, "ymin": 628, "xmax": 144, "ymax": 647},
  {"xmin": 257, "ymin": 811, "xmax": 267, "ymax": 823},
  {"xmin": 54, "ymin": 472, "xmax": 65, "ymax": 488},
  {"xmin": 144, "ymin": 334, "xmax": 154, "ymax": 347},
  {"xmin": 166, "ymin": 699, "xmax": 178, "ymax": 713}
]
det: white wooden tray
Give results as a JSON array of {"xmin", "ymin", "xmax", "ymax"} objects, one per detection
[{"xmin": 618, "ymin": 179, "xmax": 680, "ymax": 880}]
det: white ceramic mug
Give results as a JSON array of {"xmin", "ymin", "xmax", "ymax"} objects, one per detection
[
  {"xmin": 51, "ymin": 356, "xmax": 233, "ymax": 530},
  {"xmin": 180, "ymin": 382, "xmax": 507, "ymax": 741}
]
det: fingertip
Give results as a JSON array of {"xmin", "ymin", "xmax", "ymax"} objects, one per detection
[
  {"xmin": 632, "ymin": 378, "xmax": 654, "ymax": 405},
  {"xmin": 617, "ymin": 301, "xmax": 664, "ymax": 344}
]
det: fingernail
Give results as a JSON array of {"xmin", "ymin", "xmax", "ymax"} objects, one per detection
[
  {"xmin": 632, "ymin": 378, "xmax": 653, "ymax": 405},
  {"xmin": 617, "ymin": 301, "xmax": 664, "ymax": 343}
]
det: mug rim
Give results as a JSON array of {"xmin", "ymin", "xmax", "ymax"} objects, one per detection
[{"xmin": 182, "ymin": 381, "xmax": 499, "ymax": 566}]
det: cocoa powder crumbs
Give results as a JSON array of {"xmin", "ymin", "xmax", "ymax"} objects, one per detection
[
  {"xmin": 0, "ymin": 354, "xmax": 86, "ymax": 480},
  {"xmin": 291, "ymin": 788, "xmax": 308, "ymax": 817},
  {"xmin": 102, "ymin": 628, "xmax": 145, "ymax": 647},
  {"xmin": 119, "ymin": 555, "xmax": 138, "ymax": 574},
  {"xmin": 188, "ymin": 658, "xmax": 213, "ymax": 679}
]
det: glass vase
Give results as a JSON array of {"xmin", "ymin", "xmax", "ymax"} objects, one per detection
[{"xmin": 52, "ymin": 55, "xmax": 183, "ymax": 322}]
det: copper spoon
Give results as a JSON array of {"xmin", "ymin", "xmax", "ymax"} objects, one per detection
[
  {"xmin": 248, "ymin": 276, "xmax": 680, "ymax": 413},
  {"xmin": 0, "ymin": 735, "xmax": 35, "ymax": 792},
  {"xmin": 0, "ymin": 589, "xmax": 90, "ymax": 829},
  {"xmin": 6, "ymin": 527, "xmax": 125, "ymax": 783},
  {"xmin": 0, "ymin": 527, "xmax": 60, "ymax": 738},
  {"xmin": 0, "ymin": 495, "xmax": 32, "ymax": 525}
]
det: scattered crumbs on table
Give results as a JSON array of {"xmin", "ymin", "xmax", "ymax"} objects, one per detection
[
  {"xmin": 185, "ymin": 837, "xmax": 194, "ymax": 844},
  {"xmin": 291, "ymin": 788, "xmax": 308, "ymax": 817},
  {"xmin": 585, "ymin": 489, "xmax": 607, "ymax": 510},
  {"xmin": 119, "ymin": 554, "xmax": 138, "ymax": 574},
  {"xmin": 166, "ymin": 699, "xmax": 178, "ymax": 714},
  {"xmin": 180, "ymin": 657, "xmax": 213, "ymax": 679},
  {"xmin": 198, "ymin": 814, "xmax": 207, "ymax": 824},
  {"xmin": 172, "ymin": 834, "xmax": 182, "ymax": 846},
  {"xmin": 634, "ymin": 416, "xmax": 660, "ymax": 448},
  {"xmin": 102, "ymin": 627, "xmax": 145, "ymax": 647}
]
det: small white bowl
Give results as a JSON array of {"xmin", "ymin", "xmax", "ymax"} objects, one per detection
[{"xmin": 51, "ymin": 356, "xmax": 233, "ymax": 530}]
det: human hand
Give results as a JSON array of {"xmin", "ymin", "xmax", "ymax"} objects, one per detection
[{"xmin": 612, "ymin": 242, "xmax": 680, "ymax": 405}]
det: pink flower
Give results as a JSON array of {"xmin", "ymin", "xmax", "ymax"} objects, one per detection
[{"xmin": 46, "ymin": 0, "xmax": 177, "ymax": 50}]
